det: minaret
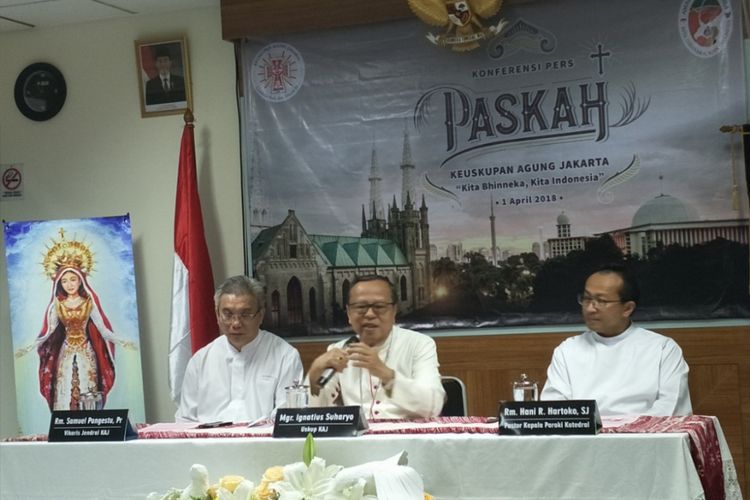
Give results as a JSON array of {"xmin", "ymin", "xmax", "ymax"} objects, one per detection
[
  {"xmin": 557, "ymin": 211, "xmax": 571, "ymax": 238},
  {"xmin": 490, "ymin": 195, "xmax": 498, "ymax": 266},
  {"xmin": 368, "ymin": 148, "xmax": 385, "ymax": 220},
  {"xmin": 400, "ymin": 123, "xmax": 416, "ymax": 209},
  {"xmin": 538, "ymin": 226, "xmax": 545, "ymax": 260}
]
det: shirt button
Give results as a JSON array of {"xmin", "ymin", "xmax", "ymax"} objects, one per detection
[
  {"xmin": 373, "ymin": 385, "xmax": 378, "ymax": 389},
  {"xmin": 375, "ymin": 400, "xmax": 381, "ymax": 404},
  {"xmin": 374, "ymin": 410, "xmax": 380, "ymax": 415}
]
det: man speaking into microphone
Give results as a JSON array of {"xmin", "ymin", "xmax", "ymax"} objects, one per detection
[{"xmin": 306, "ymin": 275, "xmax": 445, "ymax": 419}]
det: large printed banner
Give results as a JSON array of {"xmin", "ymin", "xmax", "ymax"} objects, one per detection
[
  {"xmin": 241, "ymin": 0, "xmax": 748, "ymax": 337},
  {"xmin": 4, "ymin": 215, "xmax": 145, "ymax": 435}
]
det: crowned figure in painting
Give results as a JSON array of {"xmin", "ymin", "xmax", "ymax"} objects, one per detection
[{"xmin": 15, "ymin": 229, "xmax": 136, "ymax": 411}]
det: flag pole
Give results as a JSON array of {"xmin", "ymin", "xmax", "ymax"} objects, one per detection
[{"xmin": 169, "ymin": 109, "xmax": 216, "ymax": 403}]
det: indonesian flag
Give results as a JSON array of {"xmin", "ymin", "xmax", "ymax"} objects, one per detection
[{"xmin": 169, "ymin": 112, "xmax": 216, "ymax": 403}]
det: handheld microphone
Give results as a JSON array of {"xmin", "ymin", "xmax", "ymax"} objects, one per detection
[{"xmin": 316, "ymin": 335, "xmax": 359, "ymax": 387}]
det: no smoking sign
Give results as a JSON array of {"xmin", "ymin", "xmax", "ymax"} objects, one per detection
[{"xmin": 1, "ymin": 164, "xmax": 24, "ymax": 200}]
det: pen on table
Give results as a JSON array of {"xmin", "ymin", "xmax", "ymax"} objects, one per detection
[{"xmin": 196, "ymin": 421, "xmax": 234, "ymax": 429}]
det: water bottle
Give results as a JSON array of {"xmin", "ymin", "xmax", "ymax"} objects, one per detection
[
  {"xmin": 512, "ymin": 373, "xmax": 539, "ymax": 402},
  {"xmin": 284, "ymin": 380, "xmax": 309, "ymax": 408}
]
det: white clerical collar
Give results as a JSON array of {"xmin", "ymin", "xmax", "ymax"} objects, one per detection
[
  {"xmin": 591, "ymin": 323, "xmax": 636, "ymax": 346},
  {"xmin": 223, "ymin": 330, "xmax": 263, "ymax": 356}
]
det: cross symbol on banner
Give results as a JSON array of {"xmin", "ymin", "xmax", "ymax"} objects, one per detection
[
  {"xmin": 590, "ymin": 43, "xmax": 611, "ymax": 76},
  {"xmin": 268, "ymin": 59, "xmax": 289, "ymax": 92}
]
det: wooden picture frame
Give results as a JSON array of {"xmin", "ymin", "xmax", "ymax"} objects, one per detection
[{"xmin": 135, "ymin": 36, "xmax": 192, "ymax": 118}]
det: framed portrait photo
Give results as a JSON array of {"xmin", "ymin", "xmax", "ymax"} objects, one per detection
[{"xmin": 135, "ymin": 36, "xmax": 192, "ymax": 118}]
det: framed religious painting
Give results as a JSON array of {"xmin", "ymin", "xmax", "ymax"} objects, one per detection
[{"xmin": 135, "ymin": 36, "xmax": 193, "ymax": 118}]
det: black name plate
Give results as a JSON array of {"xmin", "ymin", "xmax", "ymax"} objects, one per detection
[
  {"xmin": 273, "ymin": 406, "xmax": 368, "ymax": 438},
  {"xmin": 48, "ymin": 409, "xmax": 137, "ymax": 442},
  {"xmin": 498, "ymin": 400, "xmax": 601, "ymax": 435}
]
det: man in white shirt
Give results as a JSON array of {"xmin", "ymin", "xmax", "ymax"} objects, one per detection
[
  {"xmin": 541, "ymin": 263, "xmax": 692, "ymax": 416},
  {"xmin": 176, "ymin": 276, "xmax": 302, "ymax": 423},
  {"xmin": 306, "ymin": 275, "xmax": 445, "ymax": 418}
]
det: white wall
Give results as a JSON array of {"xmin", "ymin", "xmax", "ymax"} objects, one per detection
[{"xmin": 0, "ymin": 7, "xmax": 243, "ymax": 437}]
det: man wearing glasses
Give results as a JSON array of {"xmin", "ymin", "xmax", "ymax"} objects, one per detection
[
  {"xmin": 306, "ymin": 275, "xmax": 445, "ymax": 418},
  {"xmin": 176, "ymin": 275, "xmax": 302, "ymax": 423},
  {"xmin": 540, "ymin": 263, "xmax": 692, "ymax": 416}
]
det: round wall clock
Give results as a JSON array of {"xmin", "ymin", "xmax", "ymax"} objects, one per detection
[{"xmin": 14, "ymin": 63, "xmax": 67, "ymax": 121}]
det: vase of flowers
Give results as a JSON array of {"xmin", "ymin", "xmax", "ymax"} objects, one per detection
[{"xmin": 147, "ymin": 434, "xmax": 432, "ymax": 500}]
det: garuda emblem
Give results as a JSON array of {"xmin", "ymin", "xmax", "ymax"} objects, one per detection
[{"xmin": 408, "ymin": 0, "xmax": 507, "ymax": 52}]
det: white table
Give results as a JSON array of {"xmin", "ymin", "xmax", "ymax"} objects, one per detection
[{"xmin": 0, "ymin": 422, "xmax": 739, "ymax": 500}]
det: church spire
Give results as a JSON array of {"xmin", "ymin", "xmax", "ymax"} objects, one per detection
[
  {"xmin": 361, "ymin": 204, "xmax": 367, "ymax": 233},
  {"xmin": 400, "ymin": 121, "xmax": 416, "ymax": 208},
  {"xmin": 249, "ymin": 133, "xmax": 269, "ymax": 236},
  {"xmin": 368, "ymin": 147, "xmax": 385, "ymax": 219}
]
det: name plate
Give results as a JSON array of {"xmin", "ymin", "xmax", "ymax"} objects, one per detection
[
  {"xmin": 273, "ymin": 406, "xmax": 368, "ymax": 438},
  {"xmin": 48, "ymin": 409, "xmax": 137, "ymax": 442},
  {"xmin": 498, "ymin": 400, "xmax": 601, "ymax": 435}
]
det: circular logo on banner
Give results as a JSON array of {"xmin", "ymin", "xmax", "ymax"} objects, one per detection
[
  {"xmin": 251, "ymin": 43, "xmax": 305, "ymax": 102},
  {"xmin": 678, "ymin": 0, "xmax": 733, "ymax": 58}
]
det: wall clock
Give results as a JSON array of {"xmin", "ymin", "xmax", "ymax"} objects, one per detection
[{"xmin": 14, "ymin": 63, "xmax": 67, "ymax": 121}]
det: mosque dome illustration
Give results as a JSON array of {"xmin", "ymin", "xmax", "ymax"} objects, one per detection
[
  {"xmin": 632, "ymin": 194, "xmax": 698, "ymax": 227},
  {"xmin": 556, "ymin": 211, "xmax": 570, "ymax": 226}
]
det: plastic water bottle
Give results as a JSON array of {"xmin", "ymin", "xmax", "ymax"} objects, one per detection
[
  {"xmin": 512, "ymin": 373, "xmax": 539, "ymax": 401},
  {"xmin": 284, "ymin": 380, "xmax": 309, "ymax": 408}
]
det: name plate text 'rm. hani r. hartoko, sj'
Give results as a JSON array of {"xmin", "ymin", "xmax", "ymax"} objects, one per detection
[{"xmin": 498, "ymin": 400, "xmax": 601, "ymax": 435}]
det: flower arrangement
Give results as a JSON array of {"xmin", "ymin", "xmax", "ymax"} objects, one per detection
[{"xmin": 147, "ymin": 434, "xmax": 433, "ymax": 500}]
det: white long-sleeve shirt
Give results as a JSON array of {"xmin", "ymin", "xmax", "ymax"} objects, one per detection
[
  {"xmin": 541, "ymin": 324, "xmax": 692, "ymax": 416},
  {"xmin": 307, "ymin": 325, "xmax": 445, "ymax": 418},
  {"xmin": 176, "ymin": 330, "xmax": 303, "ymax": 423}
]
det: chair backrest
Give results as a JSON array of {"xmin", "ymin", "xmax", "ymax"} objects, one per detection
[{"xmin": 440, "ymin": 375, "xmax": 468, "ymax": 417}]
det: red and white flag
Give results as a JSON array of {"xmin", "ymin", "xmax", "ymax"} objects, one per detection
[{"xmin": 169, "ymin": 112, "xmax": 216, "ymax": 403}]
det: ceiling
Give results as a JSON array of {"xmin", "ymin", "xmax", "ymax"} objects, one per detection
[{"xmin": 0, "ymin": 0, "xmax": 218, "ymax": 33}]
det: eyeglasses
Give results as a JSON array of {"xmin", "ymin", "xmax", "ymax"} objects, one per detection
[
  {"xmin": 347, "ymin": 302, "xmax": 394, "ymax": 316},
  {"xmin": 219, "ymin": 310, "xmax": 262, "ymax": 323},
  {"xmin": 577, "ymin": 293, "xmax": 623, "ymax": 308}
]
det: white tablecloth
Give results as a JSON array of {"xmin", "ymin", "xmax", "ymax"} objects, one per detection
[{"xmin": 0, "ymin": 423, "xmax": 737, "ymax": 500}]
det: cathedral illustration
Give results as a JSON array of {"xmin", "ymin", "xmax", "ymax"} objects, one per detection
[{"xmin": 250, "ymin": 126, "xmax": 431, "ymax": 336}]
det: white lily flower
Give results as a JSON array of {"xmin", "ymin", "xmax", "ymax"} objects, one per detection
[
  {"xmin": 272, "ymin": 457, "xmax": 343, "ymax": 500},
  {"xmin": 324, "ymin": 478, "xmax": 377, "ymax": 500}
]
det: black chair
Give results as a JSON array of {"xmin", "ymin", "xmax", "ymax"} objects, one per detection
[{"xmin": 440, "ymin": 375, "xmax": 468, "ymax": 417}]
